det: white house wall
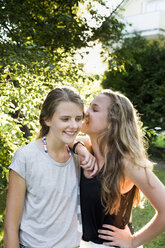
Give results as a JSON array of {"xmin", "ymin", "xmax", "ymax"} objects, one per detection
[
  {"xmin": 120, "ymin": 0, "xmax": 165, "ymax": 39},
  {"xmin": 122, "ymin": 0, "xmax": 144, "ymax": 16}
]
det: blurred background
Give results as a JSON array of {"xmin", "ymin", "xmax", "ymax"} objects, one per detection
[{"xmin": 0, "ymin": 0, "xmax": 165, "ymax": 247}]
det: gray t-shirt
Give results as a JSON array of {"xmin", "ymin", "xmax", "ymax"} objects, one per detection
[{"xmin": 9, "ymin": 141, "xmax": 82, "ymax": 248}]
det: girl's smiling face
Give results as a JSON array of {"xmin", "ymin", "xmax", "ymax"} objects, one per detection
[{"xmin": 45, "ymin": 101, "xmax": 83, "ymax": 145}]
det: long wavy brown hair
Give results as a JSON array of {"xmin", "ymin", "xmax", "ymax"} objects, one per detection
[
  {"xmin": 38, "ymin": 87, "xmax": 84, "ymax": 138},
  {"xmin": 99, "ymin": 90, "xmax": 154, "ymax": 215}
]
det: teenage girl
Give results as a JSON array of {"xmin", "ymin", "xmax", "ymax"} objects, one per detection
[
  {"xmin": 74, "ymin": 90, "xmax": 165, "ymax": 248},
  {"xmin": 4, "ymin": 87, "xmax": 90, "ymax": 248}
]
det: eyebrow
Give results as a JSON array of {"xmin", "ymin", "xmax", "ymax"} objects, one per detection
[
  {"xmin": 60, "ymin": 114, "xmax": 83, "ymax": 117},
  {"xmin": 91, "ymin": 103, "xmax": 99, "ymax": 108}
]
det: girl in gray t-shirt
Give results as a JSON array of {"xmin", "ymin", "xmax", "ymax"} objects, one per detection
[{"xmin": 4, "ymin": 87, "xmax": 94, "ymax": 248}]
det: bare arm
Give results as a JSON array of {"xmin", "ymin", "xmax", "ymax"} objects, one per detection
[
  {"xmin": 126, "ymin": 163, "xmax": 165, "ymax": 247},
  {"xmin": 98, "ymin": 162, "xmax": 165, "ymax": 248},
  {"xmin": 70, "ymin": 136, "xmax": 98, "ymax": 178},
  {"xmin": 75, "ymin": 135, "xmax": 92, "ymax": 153},
  {"xmin": 4, "ymin": 170, "xmax": 26, "ymax": 248}
]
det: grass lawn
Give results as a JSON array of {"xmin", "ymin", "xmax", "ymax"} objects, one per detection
[
  {"xmin": 0, "ymin": 167, "xmax": 165, "ymax": 248},
  {"xmin": 132, "ymin": 167, "xmax": 165, "ymax": 248}
]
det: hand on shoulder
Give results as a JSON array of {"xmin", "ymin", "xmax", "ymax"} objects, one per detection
[
  {"xmin": 73, "ymin": 136, "xmax": 98, "ymax": 178},
  {"xmin": 76, "ymin": 135, "xmax": 92, "ymax": 152}
]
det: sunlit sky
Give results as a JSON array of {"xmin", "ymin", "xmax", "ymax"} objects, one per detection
[{"xmin": 78, "ymin": 0, "xmax": 123, "ymax": 74}]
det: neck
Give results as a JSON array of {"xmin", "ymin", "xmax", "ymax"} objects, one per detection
[
  {"xmin": 41, "ymin": 133, "xmax": 70, "ymax": 163},
  {"xmin": 45, "ymin": 132, "xmax": 67, "ymax": 153},
  {"xmin": 90, "ymin": 136, "xmax": 105, "ymax": 170}
]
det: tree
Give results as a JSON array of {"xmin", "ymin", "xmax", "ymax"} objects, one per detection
[
  {"xmin": 0, "ymin": 0, "xmax": 125, "ymax": 207},
  {"xmin": 0, "ymin": 2, "xmax": 125, "ymax": 242},
  {"xmin": 102, "ymin": 35, "xmax": 165, "ymax": 130},
  {"xmin": 0, "ymin": 0, "xmax": 125, "ymax": 67}
]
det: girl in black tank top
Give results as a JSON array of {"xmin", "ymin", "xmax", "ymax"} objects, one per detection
[
  {"xmin": 80, "ymin": 168, "xmax": 135, "ymax": 246},
  {"xmin": 77, "ymin": 90, "xmax": 165, "ymax": 247}
]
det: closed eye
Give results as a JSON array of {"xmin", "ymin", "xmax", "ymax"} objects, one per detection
[
  {"xmin": 92, "ymin": 108, "xmax": 98, "ymax": 112},
  {"xmin": 91, "ymin": 103, "xmax": 99, "ymax": 112},
  {"xmin": 61, "ymin": 117, "xmax": 69, "ymax": 122},
  {"xmin": 76, "ymin": 116, "xmax": 83, "ymax": 122}
]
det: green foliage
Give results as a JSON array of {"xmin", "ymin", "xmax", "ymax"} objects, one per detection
[
  {"xmin": 132, "ymin": 168, "xmax": 165, "ymax": 248},
  {"xmin": 151, "ymin": 132, "xmax": 165, "ymax": 148},
  {"xmin": 0, "ymin": 61, "xmax": 102, "ymax": 247},
  {"xmin": 0, "ymin": 60, "xmax": 102, "ymax": 192},
  {"xmin": 148, "ymin": 129, "xmax": 165, "ymax": 160},
  {"xmin": 0, "ymin": 191, "xmax": 7, "ymax": 246},
  {"xmin": 0, "ymin": 0, "xmax": 125, "ymax": 68},
  {"xmin": 0, "ymin": 1, "xmax": 124, "ymax": 242},
  {"xmin": 0, "ymin": 0, "xmax": 124, "ymax": 194},
  {"xmin": 0, "ymin": 0, "xmax": 86, "ymax": 64},
  {"xmin": 102, "ymin": 35, "xmax": 165, "ymax": 130},
  {"xmin": 133, "ymin": 202, "xmax": 165, "ymax": 248}
]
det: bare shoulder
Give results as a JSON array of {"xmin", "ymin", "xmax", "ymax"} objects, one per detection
[
  {"xmin": 122, "ymin": 157, "xmax": 165, "ymax": 207},
  {"xmin": 122, "ymin": 156, "xmax": 146, "ymax": 178},
  {"xmin": 119, "ymin": 157, "xmax": 134, "ymax": 193},
  {"xmin": 121, "ymin": 156, "xmax": 150, "ymax": 192},
  {"xmin": 123, "ymin": 157, "xmax": 152, "ymax": 189}
]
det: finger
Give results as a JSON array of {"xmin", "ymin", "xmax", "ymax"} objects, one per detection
[
  {"xmin": 102, "ymin": 224, "xmax": 117, "ymax": 231},
  {"xmin": 98, "ymin": 234, "xmax": 113, "ymax": 241},
  {"xmin": 98, "ymin": 229, "xmax": 114, "ymax": 236},
  {"xmin": 81, "ymin": 157, "xmax": 96, "ymax": 170},
  {"xmin": 80, "ymin": 161, "xmax": 93, "ymax": 170},
  {"xmin": 90, "ymin": 162, "xmax": 98, "ymax": 177},
  {"xmin": 81, "ymin": 154, "xmax": 95, "ymax": 165},
  {"xmin": 80, "ymin": 155, "xmax": 90, "ymax": 165},
  {"xmin": 86, "ymin": 161, "xmax": 95, "ymax": 175},
  {"xmin": 88, "ymin": 158, "xmax": 95, "ymax": 171},
  {"xmin": 80, "ymin": 157, "xmax": 92, "ymax": 168},
  {"xmin": 82, "ymin": 154, "xmax": 93, "ymax": 164}
]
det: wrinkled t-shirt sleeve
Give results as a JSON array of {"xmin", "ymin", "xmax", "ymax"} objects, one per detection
[{"xmin": 9, "ymin": 148, "xmax": 26, "ymax": 179}]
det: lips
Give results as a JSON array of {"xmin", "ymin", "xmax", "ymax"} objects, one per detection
[{"xmin": 64, "ymin": 131, "xmax": 77, "ymax": 136}]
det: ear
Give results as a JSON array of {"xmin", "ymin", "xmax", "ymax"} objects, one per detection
[{"xmin": 44, "ymin": 118, "xmax": 51, "ymax": 127}]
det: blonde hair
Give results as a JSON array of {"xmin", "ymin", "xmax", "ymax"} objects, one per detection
[{"xmin": 99, "ymin": 89, "xmax": 153, "ymax": 215}]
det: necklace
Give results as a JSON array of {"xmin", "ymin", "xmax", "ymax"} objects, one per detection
[
  {"xmin": 42, "ymin": 136, "xmax": 71, "ymax": 156},
  {"xmin": 42, "ymin": 136, "xmax": 48, "ymax": 153}
]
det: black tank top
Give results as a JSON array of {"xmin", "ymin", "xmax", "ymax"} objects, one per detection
[{"xmin": 80, "ymin": 168, "xmax": 136, "ymax": 245}]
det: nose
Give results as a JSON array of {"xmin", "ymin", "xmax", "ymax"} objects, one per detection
[{"xmin": 70, "ymin": 119, "xmax": 78, "ymax": 129}]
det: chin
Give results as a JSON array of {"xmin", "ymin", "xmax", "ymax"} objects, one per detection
[{"xmin": 64, "ymin": 137, "xmax": 77, "ymax": 144}]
